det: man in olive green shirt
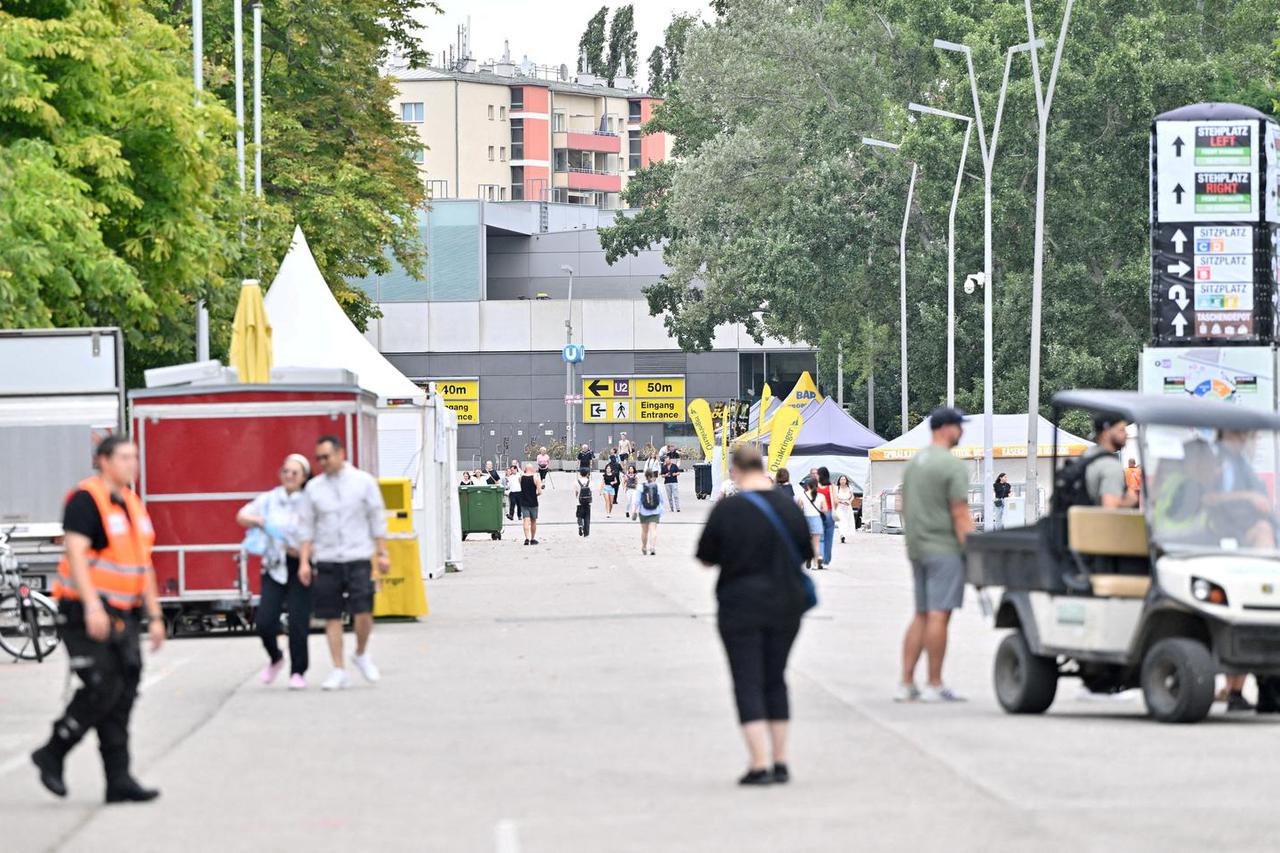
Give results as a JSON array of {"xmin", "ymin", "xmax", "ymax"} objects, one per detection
[{"xmin": 896, "ymin": 408, "xmax": 973, "ymax": 703}]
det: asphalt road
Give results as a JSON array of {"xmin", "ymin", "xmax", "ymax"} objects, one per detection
[{"xmin": 2, "ymin": 473, "xmax": 1278, "ymax": 852}]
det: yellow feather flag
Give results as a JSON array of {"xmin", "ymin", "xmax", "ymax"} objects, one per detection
[
  {"xmin": 759, "ymin": 382, "xmax": 773, "ymax": 430},
  {"xmin": 720, "ymin": 406, "xmax": 730, "ymax": 478},
  {"xmin": 767, "ymin": 407, "xmax": 803, "ymax": 475},
  {"xmin": 688, "ymin": 398, "xmax": 715, "ymax": 459}
]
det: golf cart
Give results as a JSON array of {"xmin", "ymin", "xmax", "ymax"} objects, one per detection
[{"xmin": 967, "ymin": 390, "xmax": 1280, "ymax": 723}]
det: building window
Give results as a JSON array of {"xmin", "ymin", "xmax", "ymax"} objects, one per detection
[
  {"xmin": 629, "ymin": 100, "xmax": 642, "ymax": 122},
  {"xmin": 409, "ymin": 147, "xmax": 425, "ymax": 164},
  {"xmin": 499, "ymin": 106, "xmax": 506, "ymax": 121},
  {"xmin": 400, "ymin": 102, "xmax": 424, "ymax": 123},
  {"xmin": 488, "ymin": 145, "xmax": 495, "ymax": 161},
  {"xmin": 510, "ymin": 87, "xmax": 524, "ymax": 110},
  {"xmin": 554, "ymin": 149, "xmax": 568, "ymax": 171},
  {"xmin": 511, "ymin": 118, "xmax": 524, "ymax": 160},
  {"xmin": 425, "ymin": 179, "xmax": 448, "ymax": 199},
  {"xmin": 553, "ymin": 188, "xmax": 568, "ymax": 203},
  {"xmin": 499, "ymin": 146, "xmax": 506, "ymax": 161},
  {"xmin": 629, "ymin": 130, "xmax": 641, "ymax": 171},
  {"xmin": 499, "ymin": 187, "xmax": 507, "ymax": 200},
  {"xmin": 511, "ymin": 166, "xmax": 524, "ymax": 200},
  {"xmin": 488, "ymin": 104, "xmax": 494, "ymax": 120},
  {"xmin": 553, "ymin": 111, "xmax": 566, "ymax": 132}
]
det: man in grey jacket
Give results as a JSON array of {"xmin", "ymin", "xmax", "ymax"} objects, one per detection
[{"xmin": 299, "ymin": 435, "xmax": 390, "ymax": 691}]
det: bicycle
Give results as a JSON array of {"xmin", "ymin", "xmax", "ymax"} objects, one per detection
[{"xmin": 0, "ymin": 530, "xmax": 61, "ymax": 662}]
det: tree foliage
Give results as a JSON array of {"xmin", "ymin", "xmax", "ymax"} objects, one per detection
[
  {"xmin": 601, "ymin": 0, "xmax": 1280, "ymax": 436},
  {"xmin": 647, "ymin": 46, "xmax": 666, "ymax": 95},
  {"xmin": 606, "ymin": 4, "xmax": 637, "ymax": 85},
  {"xmin": 578, "ymin": 5, "xmax": 608, "ymax": 73},
  {"xmin": 0, "ymin": 0, "xmax": 240, "ymax": 378}
]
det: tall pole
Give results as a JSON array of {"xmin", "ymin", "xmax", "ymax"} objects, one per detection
[
  {"xmin": 867, "ymin": 372, "xmax": 875, "ymax": 434},
  {"xmin": 899, "ymin": 163, "xmax": 918, "ymax": 434},
  {"xmin": 193, "ymin": 0, "xmax": 208, "ymax": 362},
  {"xmin": 946, "ymin": 122, "xmax": 972, "ymax": 408},
  {"xmin": 935, "ymin": 37, "xmax": 1036, "ymax": 529},
  {"xmin": 836, "ymin": 342, "xmax": 844, "ymax": 408},
  {"xmin": 234, "ymin": 1, "xmax": 245, "ymax": 197},
  {"xmin": 1023, "ymin": 0, "xmax": 1074, "ymax": 522},
  {"xmin": 253, "ymin": 2, "xmax": 263, "ymax": 199},
  {"xmin": 563, "ymin": 266, "xmax": 575, "ymax": 451}
]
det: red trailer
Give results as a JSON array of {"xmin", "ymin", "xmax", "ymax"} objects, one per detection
[{"xmin": 129, "ymin": 382, "xmax": 378, "ymax": 634}]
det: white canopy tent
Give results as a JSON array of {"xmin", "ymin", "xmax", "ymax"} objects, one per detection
[
  {"xmin": 866, "ymin": 413, "xmax": 1091, "ymax": 531},
  {"xmin": 264, "ymin": 227, "xmax": 462, "ymax": 576}
]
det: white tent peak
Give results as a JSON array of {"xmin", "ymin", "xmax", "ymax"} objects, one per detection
[{"xmin": 264, "ymin": 227, "xmax": 424, "ymax": 404}]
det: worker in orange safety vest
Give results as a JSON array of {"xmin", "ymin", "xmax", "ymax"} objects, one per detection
[
  {"xmin": 1124, "ymin": 459, "xmax": 1143, "ymax": 504},
  {"xmin": 31, "ymin": 435, "xmax": 165, "ymax": 803}
]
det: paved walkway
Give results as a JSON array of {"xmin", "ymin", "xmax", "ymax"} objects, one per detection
[{"xmin": 2, "ymin": 473, "xmax": 1279, "ymax": 852}]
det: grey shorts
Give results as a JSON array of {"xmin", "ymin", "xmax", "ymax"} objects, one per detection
[
  {"xmin": 911, "ymin": 554, "xmax": 965, "ymax": 613},
  {"xmin": 522, "ymin": 505, "xmax": 539, "ymax": 521}
]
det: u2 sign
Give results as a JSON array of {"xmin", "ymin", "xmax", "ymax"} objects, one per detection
[{"xmin": 562, "ymin": 344, "xmax": 585, "ymax": 364}]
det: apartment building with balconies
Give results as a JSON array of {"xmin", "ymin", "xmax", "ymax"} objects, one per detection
[{"xmin": 390, "ymin": 47, "xmax": 671, "ymax": 209}]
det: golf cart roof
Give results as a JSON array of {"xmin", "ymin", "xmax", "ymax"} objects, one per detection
[{"xmin": 1052, "ymin": 390, "xmax": 1280, "ymax": 431}]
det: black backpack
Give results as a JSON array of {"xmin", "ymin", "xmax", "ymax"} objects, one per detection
[
  {"xmin": 578, "ymin": 480, "xmax": 592, "ymax": 505},
  {"xmin": 641, "ymin": 483, "xmax": 661, "ymax": 511},
  {"xmin": 1051, "ymin": 451, "xmax": 1111, "ymax": 513}
]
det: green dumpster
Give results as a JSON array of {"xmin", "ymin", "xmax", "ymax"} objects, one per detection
[{"xmin": 459, "ymin": 485, "xmax": 505, "ymax": 540}]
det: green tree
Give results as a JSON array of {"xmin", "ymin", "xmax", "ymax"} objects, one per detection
[
  {"xmin": 606, "ymin": 4, "xmax": 637, "ymax": 86},
  {"xmin": 0, "ymin": 0, "xmax": 242, "ymax": 379},
  {"xmin": 146, "ymin": 0, "xmax": 438, "ymax": 333},
  {"xmin": 647, "ymin": 45, "xmax": 666, "ymax": 95},
  {"xmin": 659, "ymin": 13, "xmax": 698, "ymax": 91},
  {"xmin": 578, "ymin": 5, "xmax": 608, "ymax": 74}
]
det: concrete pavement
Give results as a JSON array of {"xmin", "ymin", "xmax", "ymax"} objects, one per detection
[{"xmin": 3, "ymin": 472, "xmax": 1279, "ymax": 852}]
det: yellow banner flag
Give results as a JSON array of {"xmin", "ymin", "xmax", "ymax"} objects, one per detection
[
  {"xmin": 759, "ymin": 383, "xmax": 773, "ymax": 430},
  {"xmin": 767, "ymin": 407, "xmax": 803, "ymax": 475},
  {"xmin": 688, "ymin": 398, "xmax": 715, "ymax": 459},
  {"xmin": 775, "ymin": 371, "xmax": 822, "ymax": 414},
  {"xmin": 720, "ymin": 407, "xmax": 730, "ymax": 478}
]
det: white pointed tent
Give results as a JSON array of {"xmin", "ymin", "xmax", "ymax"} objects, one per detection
[{"xmin": 264, "ymin": 227, "xmax": 462, "ymax": 577}]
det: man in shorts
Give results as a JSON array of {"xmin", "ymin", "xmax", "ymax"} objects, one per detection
[
  {"xmin": 300, "ymin": 435, "xmax": 390, "ymax": 690},
  {"xmin": 896, "ymin": 407, "xmax": 973, "ymax": 703}
]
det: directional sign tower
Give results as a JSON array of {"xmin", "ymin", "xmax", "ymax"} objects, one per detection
[{"xmin": 1150, "ymin": 103, "xmax": 1280, "ymax": 344}]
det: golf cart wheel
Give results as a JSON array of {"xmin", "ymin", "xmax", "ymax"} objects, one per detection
[
  {"xmin": 993, "ymin": 631, "xmax": 1058, "ymax": 714},
  {"xmin": 1140, "ymin": 638, "xmax": 1215, "ymax": 723}
]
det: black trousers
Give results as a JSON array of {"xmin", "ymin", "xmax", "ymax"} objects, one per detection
[
  {"xmin": 49, "ymin": 605, "xmax": 142, "ymax": 782},
  {"xmin": 719, "ymin": 619, "xmax": 802, "ymax": 724},
  {"xmin": 576, "ymin": 504, "xmax": 591, "ymax": 536},
  {"xmin": 255, "ymin": 556, "xmax": 312, "ymax": 675},
  {"xmin": 508, "ymin": 494, "xmax": 522, "ymax": 519}
]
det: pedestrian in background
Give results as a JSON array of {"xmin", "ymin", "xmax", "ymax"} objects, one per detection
[
  {"xmin": 696, "ymin": 445, "xmax": 813, "ymax": 786},
  {"xmin": 505, "ymin": 461, "xmax": 522, "ymax": 520},
  {"xmin": 32, "ymin": 436, "xmax": 165, "ymax": 803},
  {"xmin": 520, "ymin": 462, "xmax": 542, "ymax": 545},
  {"xmin": 622, "ymin": 463, "xmax": 639, "ymax": 518},
  {"xmin": 618, "ymin": 432, "xmax": 633, "ymax": 463},
  {"xmin": 797, "ymin": 477, "xmax": 826, "ymax": 569},
  {"xmin": 576, "ymin": 443, "xmax": 594, "ymax": 471},
  {"xmin": 602, "ymin": 458, "xmax": 621, "ymax": 516},
  {"xmin": 834, "ymin": 475, "xmax": 856, "ymax": 544},
  {"xmin": 993, "ymin": 473, "xmax": 1012, "ymax": 530},
  {"xmin": 662, "ymin": 453, "xmax": 682, "ymax": 513},
  {"xmin": 816, "ymin": 467, "xmax": 835, "ymax": 567},
  {"xmin": 896, "ymin": 408, "xmax": 972, "ymax": 703},
  {"xmin": 775, "ymin": 468, "xmax": 792, "ymax": 493},
  {"xmin": 636, "ymin": 469, "xmax": 667, "ymax": 555},
  {"xmin": 483, "ymin": 460, "xmax": 500, "ymax": 485},
  {"xmin": 299, "ymin": 435, "xmax": 389, "ymax": 692},
  {"xmin": 237, "ymin": 453, "xmax": 314, "ymax": 690},
  {"xmin": 536, "ymin": 447, "xmax": 550, "ymax": 484},
  {"xmin": 575, "ymin": 467, "xmax": 593, "ymax": 537}
]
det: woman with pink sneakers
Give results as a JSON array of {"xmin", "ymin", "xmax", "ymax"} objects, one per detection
[{"xmin": 237, "ymin": 454, "xmax": 314, "ymax": 689}]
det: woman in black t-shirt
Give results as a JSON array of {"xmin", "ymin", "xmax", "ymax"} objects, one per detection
[
  {"xmin": 696, "ymin": 446, "xmax": 813, "ymax": 787},
  {"xmin": 601, "ymin": 461, "xmax": 621, "ymax": 516}
]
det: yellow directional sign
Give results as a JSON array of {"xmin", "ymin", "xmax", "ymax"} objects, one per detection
[
  {"xmin": 434, "ymin": 379, "xmax": 479, "ymax": 400},
  {"xmin": 443, "ymin": 399, "xmax": 479, "ymax": 424},
  {"xmin": 581, "ymin": 376, "xmax": 686, "ymax": 423}
]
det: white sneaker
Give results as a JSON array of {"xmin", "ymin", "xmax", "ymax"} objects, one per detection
[
  {"xmin": 321, "ymin": 669, "xmax": 350, "ymax": 691},
  {"xmin": 352, "ymin": 654, "xmax": 381, "ymax": 684},
  {"xmin": 919, "ymin": 685, "xmax": 966, "ymax": 703},
  {"xmin": 893, "ymin": 682, "xmax": 921, "ymax": 702}
]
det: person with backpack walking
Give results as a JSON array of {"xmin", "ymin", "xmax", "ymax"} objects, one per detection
[
  {"xmin": 696, "ymin": 445, "xmax": 814, "ymax": 786},
  {"xmin": 796, "ymin": 477, "xmax": 827, "ymax": 569},
  {"xmin": 575, "ymin": 467, "xmax": 593, "ymax": 537},
  {"xmin": 816, "ymin": 467, "xmax": 836, "ymax": 567},
  {"xmin": 897, "ymin": 408, "xmax": 972, "ymax": 704},
  {"xmin": 636, "ymin": 469, "xmax": 667, "ymax": 555}
]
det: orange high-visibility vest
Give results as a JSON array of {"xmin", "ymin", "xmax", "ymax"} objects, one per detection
[
  {"xmin": 55, "ymin": 477, "xmax": 155, "ymax": 611},
  {"xmin": 1124, "ymin": 465, "xmax": 1143, "ymax": 495}
]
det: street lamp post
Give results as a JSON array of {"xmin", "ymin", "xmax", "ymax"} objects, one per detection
[
  {"xmin": 932, "ymin": 37, "xmax": 1042, "ymax": 530},
  {"xmin": 907, "ymin": 103, "xmax": 973, "ymax": 408},
  {"xmin": 561, "ymin": 264, "xmax": 576, "ymax": 452},
  {"xmin": 861, "ymin": 137, "xmax": 915, "ymax": 435},
  {"xmin": 193, "ymin": 0, "xmax": 208, "ymax": 362},
  {"xmin": 1022, "ymin": 0, "xmax": 1075, "ymax": 522}
]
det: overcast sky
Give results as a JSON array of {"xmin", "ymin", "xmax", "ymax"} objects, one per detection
[{"xmin": 413, "ymin": 1, "xmax": 709, "ymax": 87}]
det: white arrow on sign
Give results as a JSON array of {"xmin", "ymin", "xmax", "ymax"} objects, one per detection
[
  {"xmin": 1168, "ymin": 283, "xmax": 1189, "ymax": 310},
  {"xmin": 1167, "ymin": 260, "xmax": 1190, "ymax": 277},
  {"xmin": 1172, "ymin": 312, "xmax": 1188, "ymax": 336},
  {"xmin": 1171, "ymin": 229, "xmax": 1187, "ymax": 254}
]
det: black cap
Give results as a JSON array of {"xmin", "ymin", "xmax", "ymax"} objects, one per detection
[{"xmin": 929, "ymin": 407, "xmax": 967, "ymax": 430}]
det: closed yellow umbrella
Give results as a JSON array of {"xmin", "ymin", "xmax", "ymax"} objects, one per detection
[{"xmin": 229, "ymin": 278, "xmax": 273, "ymax": 383}]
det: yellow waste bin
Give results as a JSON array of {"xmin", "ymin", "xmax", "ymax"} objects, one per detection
[{"xmin": 374, "ymin": 478, "xmax": 429, "ymax": 618}]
